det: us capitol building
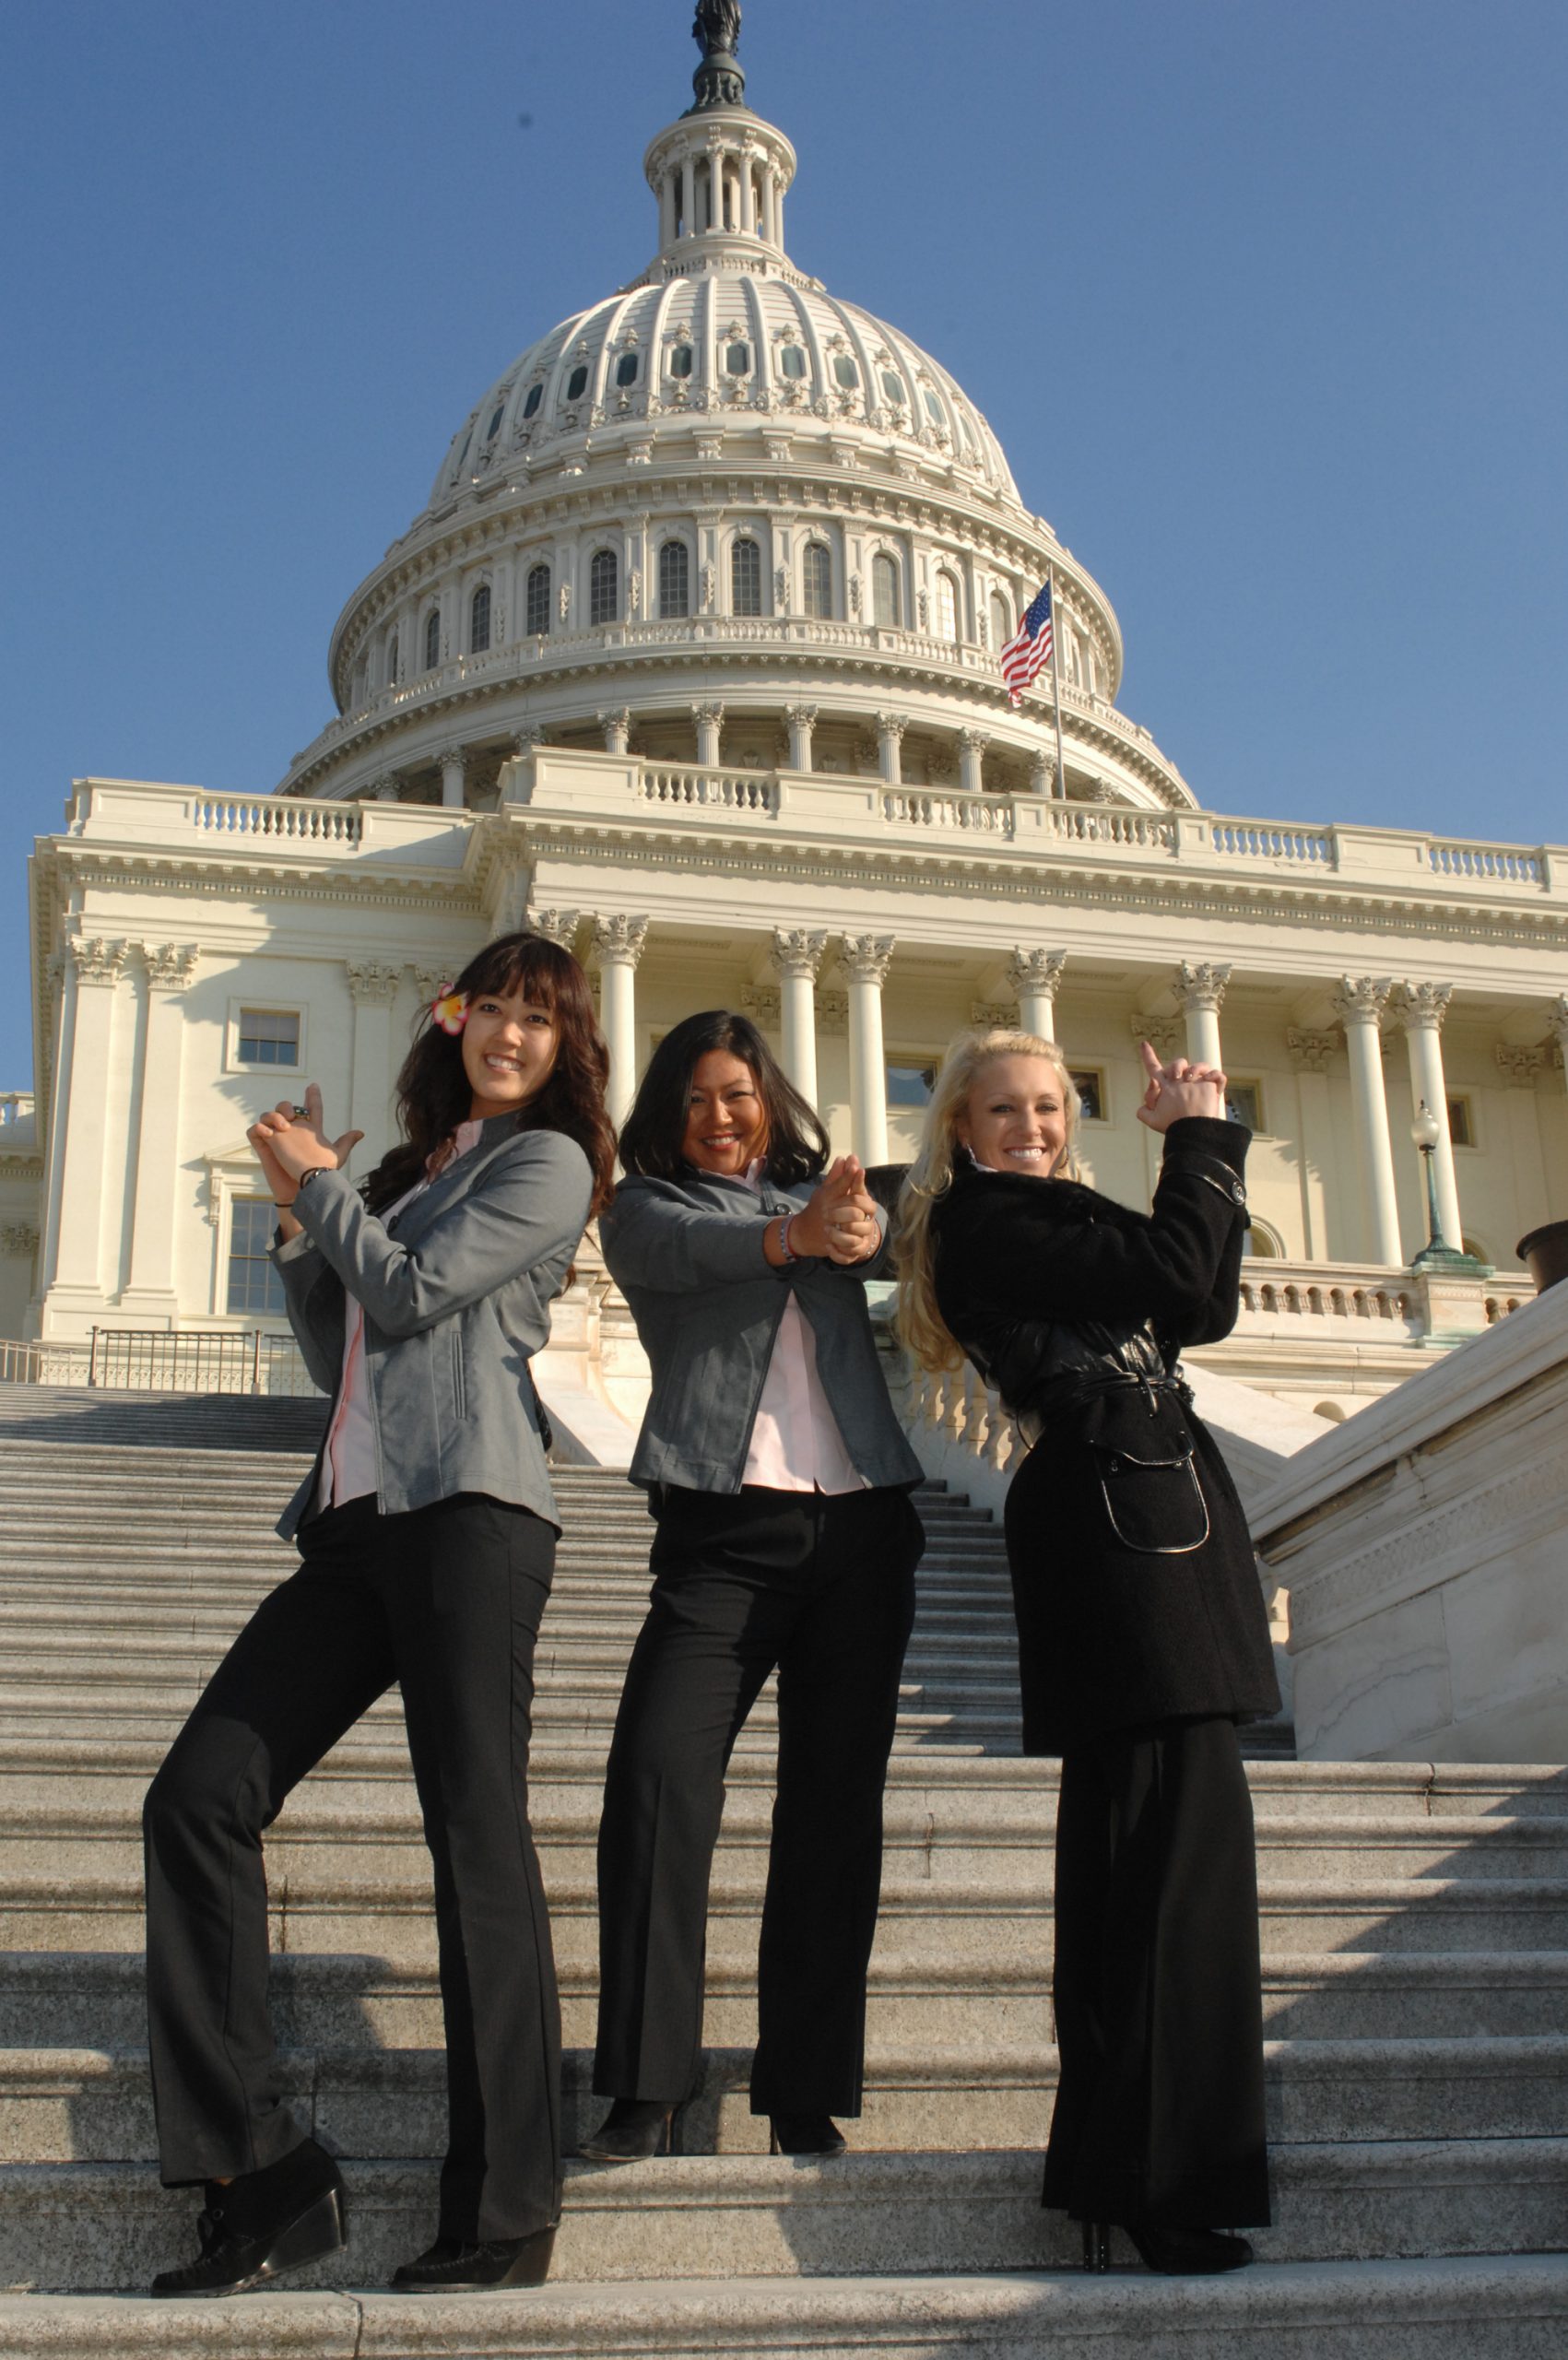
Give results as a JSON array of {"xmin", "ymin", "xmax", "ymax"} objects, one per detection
[{"xmin": 7, "ymin": 7, "xmax": 1566, "ymax": 1428}]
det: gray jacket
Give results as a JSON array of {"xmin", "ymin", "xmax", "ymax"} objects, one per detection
[
  {"xmin": 598, "ymin": 1168, "xmax": 925, "ymax": 1495},
  {"xmin": 269, "ymin": 1116, "xmax": 593, "ymax": 1539}
]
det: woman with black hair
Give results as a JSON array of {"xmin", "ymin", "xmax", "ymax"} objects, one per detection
[
  {"xmin": 141, "ymin": 932, "xmax": 616, "ymax": 2299},
  {"xmin": 580, "ymin": 1010, "xmax": 925, "ymax": 2165}
]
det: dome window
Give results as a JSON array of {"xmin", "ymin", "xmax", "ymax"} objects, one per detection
[
  {"xmin": 424, "ymin": 610, "xmax": 442, "ymax": 671},
  {"xmin": 881, "ymin": 371, "xmax": 904, "ymax": 405},
  {"xmin": 779, "ymin": 346, "xmax": 808, "ymax": 381},
  {"xmin": 615, "ymin": 352, "xmax": 640, "ymax": 388},
  {"xmin": 936, "ymin": 571, "xmax": 960, "ymax": 643},
  {"xmin": 589, "ymin": 549, "xmax": 619, "ymax": 626},
  {"xmin": 725, "ymin": 342, "xmax": 751, "ymax": 376},
  {"xmin": 565, "ymin": 364, "xmax": 589, "ymax": 401},
  {"xmin": 990, "ymin": 592, "xmax": 1013, "ymax": 652},
  {"xmin": 832, "ymin": 356, "xmax": 859, "ymax": 390},
  {"xmin": 658, "ymin": 539, "xmax": 690, "ymax": 620},
  {"xmin": 522, "ymin": 384, "xmax": 544, "ymax": 419},
  {"xmin": 872, "ymin": 552, "xmax": 901, "ymax": 629},
  {"xmin": 452, "ymin": 431, "xmax": 472, "ymax": 481},
  {"xmin": 470, "ymin": 585, "xmax": 491, "ymax": 655},
  {"xmin": 924, "ymin": 391, "xmax": 944, "ymax": 426},
  {"xmin": 525, "ymin": 562, "xmax": 552, "ymax": 637},
  {"xmin": 731, "ymin": 537, "xmax": 762, "ymax": 617},
  {"xmin": 486, "ymin": 404, "xmax": 505, "ymax": 441},
  {"xmin": 385, "ymin": 632, "xmax": 399, "ymax": 684},
  {"xmin": 803, "ymin": 542, "xmax": 832, "ymax": 620},
  {"xmin": 668, "ymin": 344, "xmax": 694, "ymax": 379}
]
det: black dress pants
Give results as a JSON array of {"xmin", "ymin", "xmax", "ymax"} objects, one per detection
[
  {"xmin": 1042, "ymin": 1715, "xmax": 1271, "ymax": 2229},
  {"xmin": 142, "ymin": 1492, "xmax": 561, "ymax": 2243},
  {"xmin": 593, "ymin": 1483, "xmax": 922, "ymax": 2117}
]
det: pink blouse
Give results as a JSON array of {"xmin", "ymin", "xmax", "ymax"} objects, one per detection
[{"xmin": 740, "ymin": 1164, "xmax": 867, "ymax": 1495}]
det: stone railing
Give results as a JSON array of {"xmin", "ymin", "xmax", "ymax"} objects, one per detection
[
  {"xmin": 192, "ymin": 795, "xmax": 362, "ymax": 846},
  {"xmin": 639, "ymin": 765, "xmax": 779, "ymax": 815},
  {"xmin": 1231, "ymin": 1257, "xmax": 1535, "ymax": 1347},
  {"xmin": 0, "ymin": 1094, "xmax": 34, "ymax": 1127}
]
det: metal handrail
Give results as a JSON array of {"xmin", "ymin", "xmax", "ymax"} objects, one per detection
[{"xmin": 0, "ymin": 1329, "xmax": 314, "ymax": 1397}]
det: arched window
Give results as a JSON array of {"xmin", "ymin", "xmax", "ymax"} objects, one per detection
[
  {"xmin": 731, "ymin": 537, "xmax": 762, "ymax": 617},
  {"xmin": 522, "ymin": 383, "xmax": 544, "ymax": 419},
  {"xmin": 424, "ymin": 609, "xmax": 442, "ymax": 671},
  {"xmin": 803, "ymin": 542, "xmax": 832, "ymax": 620},
  {"xmin": 469, "ymin": 585, "xmax": 491, "ymax": 655},
  {"xmin": 779, "ymin": 345, "xmax": 808, "ymax": 380},
  {"xmin": 385, "ymin": 632, "xmax": 399, "ymax": 684},
  {"xmin": 725, "ymin": 341, "xmax": 750, "ymax": 376},
  {"xmin": 872, "ymin": 552, "xmax": 900, "ymax": 628},
  {"xmin": 589, "ymin": 548, "xmax": 619, "ymax": 626},
  {"xmin": 565, "ymin": 364, "xmax": 589, "ymax": 402},
  {"xmin": 658, "ymin": 539, "xmax": 690, "ymax": 620},
  {"xmin": 936, "ymin": 571, "xmax": 960, "ymax": 643},
  {"xmin": 1243, "ymin": 1220, "xmax": 1284, "ymax": 1259},
  {"xmin": 525, "ymin": 561, "xmax": 551, "ymax": 637},
  {"xmin": 924, "ymin": 389, "xmax": 945, "ymax": 427},
  {"xmin": 668, "ymin": 344, "xmax": 694, "ymax": 379},
  {"xmin": 615, "ymin": 351, "xmax": 639, "ymax": 388},
  {"xmin": 832, "ymin": 354, "xmax": 860, "ymax": 390},
  {"xmin": 991, "ymin": 592, "xmax": 1014, "ymax": 652},
  {"xmin": 486, "ymin": 403, "xmax": 505, "ymax": 440}
]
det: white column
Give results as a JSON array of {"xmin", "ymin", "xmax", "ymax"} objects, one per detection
[
  {"xmin": 659, "ymin": 171, "xmax": 676, "ymax": 250},
  {"xmin": 346, "ymin": 961, "xmax": 402, "ymax": 1169},
  {"xmin": 769, "ymin": 928, "xmax": 827, "ymax": 1104},
  {"xmin": 875, "ymin": 713, "xmax": 906, "ymax": 785},
  {"xmin": 1285, "ymin": 1030, "xmax": 1338, "ymax": 1260},
  {"xmin": 45, "ymin": 936, "xmax": 128, "ymax": 1311},
  {"xmin": 597, "ymin": 706, "xmax": 632, "ymax": 755},
  {"xmin": 122, "ymin": 943, "xmax": 200, "ymax": 1316},
  {"xmin": 1173, "ymin": 962, "xmax": 1232, "ymax": 1069},
  {"xmin": 1332, "ymin": 976, "xmax": 1402, "ymax": 1265},
  {"xmin": 841, "ymin": 934, "xmax": 894, "ymax": 1166},
  {"xmin": 593, "ymin": 914, "xmax": 650, "ymax": 1129},
  {"xmin": 1028, "ymin": 749, "xmax": 1053, "ymax": 796},
  {"xmin": 740, "ymin": 151, "xmax": 758, "ymax": 234},
  {"xmin": 692, "ymin": 702, "xmax": 725, "ymax": 768},
  {"xmin": 1549, "ymin": 996, "xmax": 1568, "ymax": 1104},
  {"xmin": 957, "ymin": 728, "xmax": 987, "ymax": 796},
  {"xmin": 1007, "ymin": 950, "xmax": 1067, "ymax": 1043},
  {"xmin": 438, "ymin": 744, "xmax": 466, "ymax": 808},
  {"xmin": 784, "ymin": 702, "xmax": 818, "ymax": 773},
  {"xmin": 1393, "ymin": 982, "xmax": 1462, "ymax": 1250}
]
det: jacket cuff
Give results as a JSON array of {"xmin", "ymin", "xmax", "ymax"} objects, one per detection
[
  {"xmin": 1162, "ymin": 1115, "xmax": 1248, "ymax": 1174},
  {"xmin": 287, "ymin": 1164, "xmax": 358, "ymax": 1243},
  {"xmin": 270, "ymin": 1228, "xmax": 320, "ymax": 1266}
]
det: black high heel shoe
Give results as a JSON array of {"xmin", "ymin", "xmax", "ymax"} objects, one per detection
[
  {"xmin": 578, "ymin": 2096, "xmax": 686, "ymax": 2163},
  {"xmin": 150, "ymin": 2136, "xmax": 346, "ymax": 2297},
  {"xmin": 1081, "ymin": 2220, "xmax": 1111, "ymax": 2272},
  {"xmin": 769, "ymin": 2113, "xmax": 847, "ymax": 2157},
  {"xmin": 1122, "ymin": 2217, "xmax": 1254, "ymax": 2275}
]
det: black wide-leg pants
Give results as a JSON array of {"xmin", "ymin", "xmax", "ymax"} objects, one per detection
[
  {"xmin": 142, "ymin": 1492, "xmax": 562, "ymax": 2243},
  {"xmin": 1042, "ymin": 1716, "xmax": 1271, "ymax": 2230},
  {"xmin": 593, "ymin": 1483, "xmax": 922, "ymax": 2117}
]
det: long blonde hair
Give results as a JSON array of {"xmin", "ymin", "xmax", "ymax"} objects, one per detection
[{"xmin": 893, "ymin": 1029, "xmax": 1081, "ymax": 1374}]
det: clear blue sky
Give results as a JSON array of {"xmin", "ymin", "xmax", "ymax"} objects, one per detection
[{"xmin": 2, "ymin": 0, "xmax": 1564, "ymax": 1086}]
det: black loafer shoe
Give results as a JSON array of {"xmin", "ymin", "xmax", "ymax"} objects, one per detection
[
  {"xmin": 1123, "ymin": 2219, "xmax": 1254, "ymax": 2275},
  {"xmin": 769, "ymin": 2112, "xmax": 847, "ymax": 2157},
  {"xmin": 391, "ymin": 2224, "xmax": 556, "ymax": 2292},
  {"xmin": 150, "ymin": 2160, "xmax": 346, "ymax": 2298}
]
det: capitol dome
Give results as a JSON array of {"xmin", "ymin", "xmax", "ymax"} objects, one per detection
[{"xmin": 279, "ymin": 18, "xmax": 1194, "ymax": 815}]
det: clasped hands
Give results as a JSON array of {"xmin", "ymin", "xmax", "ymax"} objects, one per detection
[
  {"xmin": 785, "ymin": 1154, "xmax": 880, "ymax": 1266},
  {"xmin": 246, "ymin": 1083, "xmax": 365, "ymax": 1209},
  {"xmin": 1135, "ymin": 1039, "xmax": 1227, "ymax": 1132}
]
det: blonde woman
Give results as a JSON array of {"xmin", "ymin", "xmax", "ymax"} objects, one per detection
[{"xmin": 896, "ymin": 1029, "xmax": 1279, "ymax": 2278}]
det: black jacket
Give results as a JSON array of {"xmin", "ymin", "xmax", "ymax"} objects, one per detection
[{"xmin": 930, "ymin": 1118, "xmax": 1280, "ymax": 1753}]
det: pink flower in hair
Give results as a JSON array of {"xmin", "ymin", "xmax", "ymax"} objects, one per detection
[{"xmin": 431, "ymin": 985, "xmax": 469, "ymax": 1036}]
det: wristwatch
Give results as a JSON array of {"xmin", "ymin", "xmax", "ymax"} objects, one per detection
[{"xmin": 296, "ymin": 1166, "xmax": 327, "ymax": 1195}]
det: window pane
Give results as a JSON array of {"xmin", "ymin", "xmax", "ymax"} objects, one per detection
[
  {"xmin": 731, "ymin": 537, "xmax": 761, "ymax": 617},
  {"xmin": 522, "ymin": 384, "xmax": 544, "ymax": 419},
  {"xmin": 803, "ymin": 543, "xmax": 831, "ymax": 620},
  {"xmin": 1069, "ymin": 1069, "xmax": 1102, "ymax": 1123},
  {"xmin": 486, "ymin": 404, "xmax": 504, "ymax": 440},
  {"xmin": 780, "ymin": 345, "xmax": 807, "ymax": 379},
  {"xmin": 872, "ymin": 553, "xmax": 899, "ymax": 627},
  {"xmin": 424, "ymin": 610, "xmax": 442, "ymax": 669},
  {"xmin": 589, "ymin": 549, "xmax": 619, "ymax": 625},
  {"xmin": 669, "ymin": 344, "xmax": 694, "ymax": 378},
  {"xmin": 615, "ymin": 351, "xmax": 639, "ymax": 387},
  {"xmin": 386, "ymin": 633, "xmax": 398, "ymax": 682},
  {"xmin": 936, "ymin": 573, "xmax": 958, "ymax": 642},
  {"xmin": 726, "ymin": 342, "xmax": 750, "ymax": 375},
  {"xmin": 991, "ymin": 594, "xmax": 1013, "ymax": 650},
  {"xmin": 881, "ymin": 371, "xmax": 904, "ymax": 404},
  {"xmin": 469, "ymin": 584, "xmax": 490, "ymax": 654},
  {"xmin": 659, "ymin": 540, "xmax": 690, "ymax": 620},
  {"xmin": 1226, "ymin": 1082, "xmax": 1263, "ymax": 1132},
  {"xmin": 227, "ymin": 1198, "xmax": 287, "ymax": 1316},
  {"xmin": 886, "ymin": 1061, "xmax": 937, "ymax": 1108},
  {"xmin": 832, "ymin": 354, "xmax": 859, "ymax": 389},
  {"xmin": 237, "ymin": 1010, "xmax": 300, "ymax": 1067},
  {"xmin": 525, "ymin": 562, "xmax": 551, "ymax": 636},
  {"xmin": 566, "ymin": 364, "xmax": 589, "ymax": 400},
  {"xmin": 1446, "ymin": 1095, "xmax": 1473, "ymax": 1148}
]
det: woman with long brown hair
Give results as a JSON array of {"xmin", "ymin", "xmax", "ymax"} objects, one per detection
[
  {"xmin": 141, "ymin": 932, "xmax": 614, "ymax": 2299},
  {"xmin": 897, "ymin": 1027, "xmax": 1278, "ymax": 2277}
]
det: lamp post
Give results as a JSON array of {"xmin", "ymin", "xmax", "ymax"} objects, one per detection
[{"xmin": 1409, "ymin": 1101, "xmax": 1487, "ymax": 1275}]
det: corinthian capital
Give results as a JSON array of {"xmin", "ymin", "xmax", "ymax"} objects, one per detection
[
  {"xmin": 66, "ymin": 936, "xmax": 129, "ymax": 987},
  {"xmin": 138, "ymin": 943, "xmax": 201, "ymax": 992},
  {"xmin": 874, "ymin": 712, "xmax": 908, "ymax": 744},
  {"xmin": 840, "ymin": 933, "xmax": 895, "ymax": 987},
  {"xmin": 1173, "ymin": 961, "xmax": 1232, "ymax": 1015},
  {"xmin": 1006, "ymin": 949, "xmax": 1067, "ymax": 1002},
  {"xmin": 1546, "ymin": 994, "xmax": 1568, "ymax": 1051},
  {"xmin": 769, "ymin": 927, "xmax": 827, "ymax": 984},
  {"xmin": 1331, "ymin": 974, "xmax": 1394, "ymax": 1028},
  {"xmin": 346, "ymin": 960, "xmax": 402, "ymax": 1007},
  {"xmin": 1286, "ymin": 1028, "xmax": 1338, "ymax": 1074},
  {"xmin": 525, "ymin": 907, "xmax": 583, "ymax": 950},
  {"xmin": 1391, "ymin": 980, "xmax": 1454, "ymax": 1032},
  {"xmin": 592, "ymin": 914, "xmax": 650, "ymax": 970}
]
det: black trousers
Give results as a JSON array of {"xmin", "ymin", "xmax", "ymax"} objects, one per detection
[
  {"xmin": 1042, "ymin": 1716, "xmax": 1271, "ymax": 2229},
  {"xmin": 593, "ymin": 1483, "xmax": 922, "ymax": 2116},
  {"xmin": 142, "ymin": 1493, "xmax": 561, "ymax": 2243}
]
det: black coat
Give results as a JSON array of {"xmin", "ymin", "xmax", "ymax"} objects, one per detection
[{"xmin": 931, "ymin": 1117, "xmax": 1280, "ymax": 1754}]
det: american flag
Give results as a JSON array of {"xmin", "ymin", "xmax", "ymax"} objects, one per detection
[{"xmin": 1000, "ymin": 580, "xmax": 1054, "ymax": 706}]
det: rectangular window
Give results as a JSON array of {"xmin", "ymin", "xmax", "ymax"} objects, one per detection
[
  {"xmin": 1226, "ymin": 1080, "xmax": 1265, "ymax": 1133},
  {"xmin": 886, "ymin": 1059, "xmax": 937, "ymax": 1109},
  {"xmin": 1446, "ymin": 1094, "xmax": 1474, "ymax": 1149},
  {"xmin": 236, "ymin": 1009, "xmax": 301, "ymax": 1067},
  {"xmin": 226, "ymin": 1198, "xmax": 286, "ymax": 1316},
  {"xmin": 1069, "ymin": 1068, "xmax": 1105, "ymax": 1123}
]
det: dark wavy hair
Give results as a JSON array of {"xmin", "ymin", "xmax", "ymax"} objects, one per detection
[
  {"xmin": 361, "ymin": 932, "xmax": 616, "ymax": 1216},
  {"xmin": 618, "ymin": 1009, "xmax": 827, "ymax": 1187}
]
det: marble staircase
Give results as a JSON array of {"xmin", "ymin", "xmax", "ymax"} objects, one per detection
[{"xmin": 0, "ymin": 1394, "xmax": 1564, "ymax": 2354}]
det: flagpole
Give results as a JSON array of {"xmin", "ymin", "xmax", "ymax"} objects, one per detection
[{"xmin": 1046, "ymin": 563, "xmax": 1067, "ymax": 799}]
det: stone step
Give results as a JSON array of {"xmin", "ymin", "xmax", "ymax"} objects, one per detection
[
  {"xmin": 6, "ymin": 2258, "xmax": 1568, "ymax": 2360},
  {"xmin": 6, "ymin": 2141, "xmax": 1568, "ymax": 2294},
  {"xmin": 12, "ymin": 1948, "xmax": 1568, "ymax": 2051},
  {"xmin": 8, "ymin": 2034, "xmax": 1568, "ymax": 2166}
]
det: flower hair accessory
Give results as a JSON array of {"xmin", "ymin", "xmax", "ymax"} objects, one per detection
[{"xmin": 430, "ymin": 985, "xmax": 470, "ymax": 1036}]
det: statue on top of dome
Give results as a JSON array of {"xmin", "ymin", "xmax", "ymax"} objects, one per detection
[{"xmin": 692, "ymin": 1, "xmax": 741, "ymax": 59}]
